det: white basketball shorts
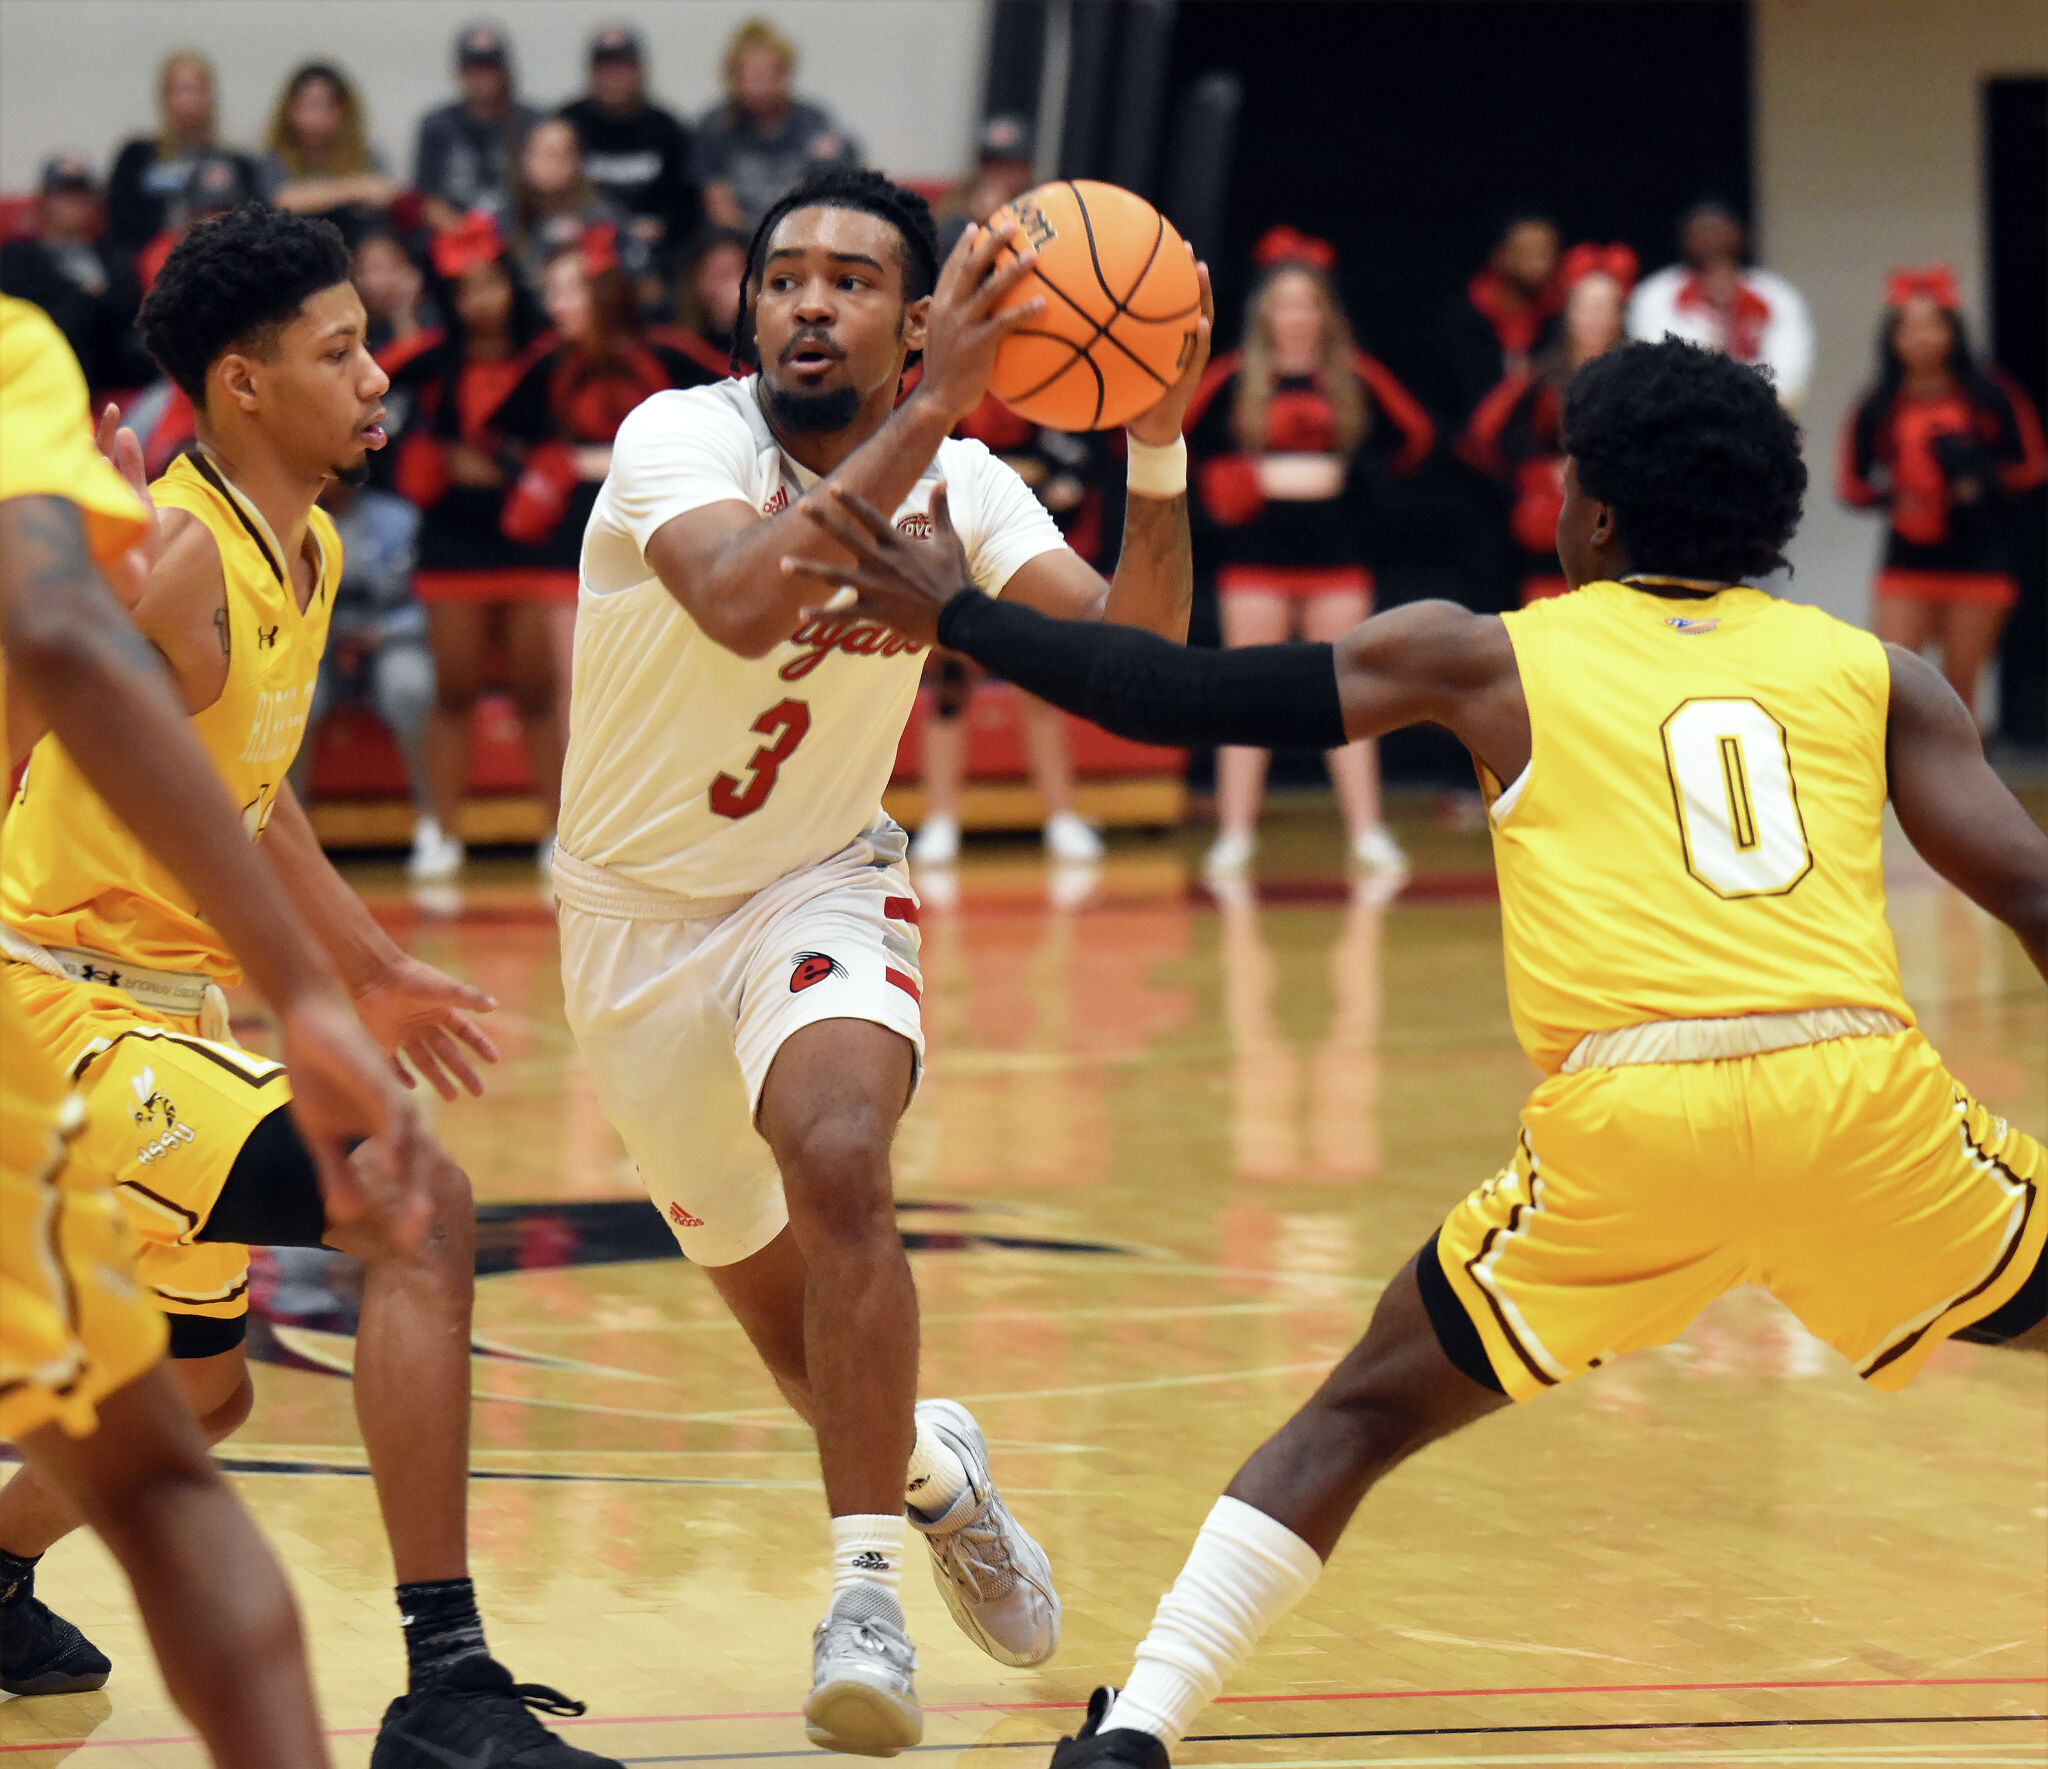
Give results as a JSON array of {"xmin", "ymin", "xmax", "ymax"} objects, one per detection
[{"xmin": 553, "ymin": 820, "xmax": 923, "ymax": 1266}]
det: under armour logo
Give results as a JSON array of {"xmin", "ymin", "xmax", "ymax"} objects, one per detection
[
  {"xmin": 81, "ymin": 964, "xmax": 121, "ymax": 986},
  {"xmin": 257, "ymin": 625, "xmax": 279, "ymax": 648}
]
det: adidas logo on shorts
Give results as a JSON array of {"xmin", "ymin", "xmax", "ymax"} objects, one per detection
[{"xmin": 668, "ymin": 1201, "xmax": 704, "ymax": 1229}]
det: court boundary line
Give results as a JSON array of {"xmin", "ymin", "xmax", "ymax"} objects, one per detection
[{"xmin": 9, "ymin": 1674, "xmax": 2042, "ymax": 1751}]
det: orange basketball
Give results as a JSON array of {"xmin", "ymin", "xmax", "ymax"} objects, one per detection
[{"xmin": 986, "ymin": 180, "xmax": 1201, "ymax": 431}]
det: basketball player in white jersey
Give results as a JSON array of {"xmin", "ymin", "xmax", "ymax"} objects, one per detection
[{"xmin": 553, "ymin": 165, "xmax": 1210, "ymax": 1753}]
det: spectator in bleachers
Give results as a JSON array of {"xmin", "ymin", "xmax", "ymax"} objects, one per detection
[
  {"xmin": 258, "ymin": 61, "xmax": 401, "ymax": 239},
  {"xmin": 1458, "ymin": 243, "xmax": 1634, "ymax": 604},
  {"xmin": 1839, "ymin": 264, "xmax": 2048, "ymax": 727},
  {"xmin": 293, "ymin": 479, "xmax": 435, "ymax": 840},
  {"xmin": 0, "ymin": 156, "xmax": 151, "ymax": 397},
  {"xmin": 352, "ymin": 226, "xmax": 430, "ymax": 356},
  {"xmin": 671, "ymin": 222, "xmax": 748, "ymax": 365},
  {"xmin": 413, "ymin": 22, "xmax": 540, "ymax": 236},
  {"xmin": 1436, "ymin": 211, "xmax": 1560, "ymax": 428},
  {"xmin": 494, "ymin": 117, "xmax": 629, "ymax": 298},
  {"xmin": 104, "ymin": 50, "xmax": 257, "ymax": 252},
  {"xmin": 696, "ymin": 18, "xmax": 861, "ymax": 232},
  {"xmin": 935, "ymin": 114, "xmax": 1037, "ymax": 257},
  {"xmin": 133, "ymin": 146, "xmax": 256, "ymax": 292},
  {"xmin": 1628, "ymin": 199, "xmax": 1814, "ymax": 411},
  {"xmin": 1187, "ymin": 227, "xmax": 1434, "ymax": 882},
  {"xmin": 380, "ymin": 214, "xmax": 557, "ymax": 880},
  {"xmin": 559, "ymin": 25, "xmax": 699, "ymax": 276}
]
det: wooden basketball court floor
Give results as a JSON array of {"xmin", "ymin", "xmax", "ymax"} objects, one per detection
[{"xmin": 3, "ymin": 799, "xmax": 2043, "ymax": 1767}]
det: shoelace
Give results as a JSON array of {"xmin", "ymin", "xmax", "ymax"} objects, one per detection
[
  {"xmin": 821, "ymin": 1615, "xmax": 913, "ymax": 1672},
  {"xmin": 934, "ymin": 1505, "xmax": 1020, "ymax": 1602},
  {"xmin": 465, "ymin": 1677, "xmax": 588, "ymax": 1730}
]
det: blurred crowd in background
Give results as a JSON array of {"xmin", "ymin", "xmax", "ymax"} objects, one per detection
[{"xmin": 4, "ymin": 15, "xmax": 2042, "ymax": 884}]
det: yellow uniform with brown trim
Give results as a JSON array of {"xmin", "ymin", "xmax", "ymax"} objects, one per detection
[
  {"xmin": 1436, "ymin": 581, "xmax": 2045, "ymax": 1398},
  {"xmin": 3, "ymin": 452, "xmax": 336, "ymax": 1331},
  {"xmin": 0, "ymin": 295, "xmax": 166, "ymax": 1437}
]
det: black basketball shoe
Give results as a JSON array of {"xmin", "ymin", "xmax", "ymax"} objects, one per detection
[
  {"xmin": 1049, "ymin": 1687, "xmax": 1172, "ymax": 1769},
  {"xmin": 370, "ymin": 1656, "xmax": 624, "ymax": 1768},
  {"xmin": 0, "ymin": 1593, "xmax": 111, "ymax": 1695}
]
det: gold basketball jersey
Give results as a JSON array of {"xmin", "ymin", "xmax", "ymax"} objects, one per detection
[
  {"xmin": 3, "ymin": 453, "xmax": 336, "ymax": 985},
  {"xmin": 1486, "ymin": 580, "xmax": 1912, "ymax": 1074}
]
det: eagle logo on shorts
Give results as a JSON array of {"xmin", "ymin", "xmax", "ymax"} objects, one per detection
[{"xmin": 790, "ymin": 951, "xmax": 847, "ymax": 993}]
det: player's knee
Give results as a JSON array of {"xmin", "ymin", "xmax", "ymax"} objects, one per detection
[
  {"xmin": 179, "ymin": 1366, "xmax": 255, "ymax": 1444},
  {"xmin": 778, "ymin": 1119, "xmax": 895, "ymax": 1252},
  {"xmin": 417, "ymin": 1151, "xmax": 478, "ymax": 1274}
]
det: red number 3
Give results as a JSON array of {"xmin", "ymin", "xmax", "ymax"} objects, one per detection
[{"xmin": 709, "ymin": 698, "xmax": 812, "ymax": 820}]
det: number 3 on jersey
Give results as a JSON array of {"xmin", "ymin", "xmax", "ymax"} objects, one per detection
[
  {"xmin": 1661, "ymin": 698, "xmax": 1813, "ymax": 898},
  {"xmin": 710, "ymin": 699, "xmax": 812, "ymax": 820}
]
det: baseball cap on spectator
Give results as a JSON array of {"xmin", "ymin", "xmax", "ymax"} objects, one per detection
[
  {"xmin": 589, "ymin": 24, "xmax": 644, "ymax": 63},
  {"xmin": 40, "ymin": 154, "xmax": 98, "ymax": 196},
  {"xmin": 456, "ymin": 23, "xmax": 510, "ymax": 67},
  {"xmin": 183, "ymin": 149, "xmax": 257, "ymax": 218},
  {"xmin": 976, "ymin": 116, "xmax": 1035, "ymax": 166}
]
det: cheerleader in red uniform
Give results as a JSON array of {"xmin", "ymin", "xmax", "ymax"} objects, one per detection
[
  {"xmin": 1185, "ymin": 228, "xmax": 1433, "ymax": 879},
  {"xmin": 1840, "ymin": 265, "xmax": 2047, "ymax": 725},
  {"xmin": 1458, "ymin": 243, "xmax": 1634, "ymax": 604},
  {"xmin": 488, "ymin": 226, "xmax": 723, "ymax": 868},
  {"xmin": 380, "ymin": 213, "xmax": 555, "ymax": 879}
]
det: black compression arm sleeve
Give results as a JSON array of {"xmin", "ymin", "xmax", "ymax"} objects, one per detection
[{"xmin": 935, "ymin": 590, "xmax": 1349, "ymax": 750}]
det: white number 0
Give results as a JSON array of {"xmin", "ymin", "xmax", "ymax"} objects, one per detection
[{"xmin": 1659, "ymin": 698, "xmax": 1813, "ymax": 899}]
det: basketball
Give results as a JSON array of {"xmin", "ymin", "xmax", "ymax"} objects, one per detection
[{"xmin": 985, "ymin": 179, "xmax": 1203, "ymax": 431}]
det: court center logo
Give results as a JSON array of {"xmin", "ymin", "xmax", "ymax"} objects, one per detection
[{"xmin": 790, "ymin": 951, "xmax": 847, "ymax": 993}]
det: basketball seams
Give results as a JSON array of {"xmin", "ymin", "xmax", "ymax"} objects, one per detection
[{"xmin": 993, "ymin": 180, "xmax": 1199, "ymax": 427}]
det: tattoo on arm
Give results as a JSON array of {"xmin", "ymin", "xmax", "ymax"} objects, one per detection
[
  {"xmin": 0, "ymin": 497, "xmax": 161, "ymax": 677},
  {"xmin": 213, "ymin": 602, "xmax": 230, "ymax": 659}
]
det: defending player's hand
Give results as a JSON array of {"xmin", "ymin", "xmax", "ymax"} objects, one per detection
[
  {"xmin": 276, "ymin": 985, "xmax": 431, "ymax": 1251},
  {"xmin": 782, "ymin": 482, "xmax": 973, "ymax": 647},
  {"xmin": 1124, "ymin": 258, "xmax": 1214, "ymax": 449},
  {"xmin": 914, "ymin": 219, "xmax": 1049, "ymax": 426},
  {"xmin": 94, "ymin": 402, "xmax": 161, "ymax": 606},
  {"xmin": 349, "ymin": 953, "xmax": 501, "ymax": 1100}
]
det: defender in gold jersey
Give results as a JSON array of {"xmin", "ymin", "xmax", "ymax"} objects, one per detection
[
  {"xmin": 774, "ymin": 337, "xmax": 2048, "ymax": 1766},
  {"xmin": 1, "ymin": 295, "xmax": 419, "ymax": 1764},
  {"xmin": 0, "ymin": 214, "xmax": 619, "ymax": 1769}
]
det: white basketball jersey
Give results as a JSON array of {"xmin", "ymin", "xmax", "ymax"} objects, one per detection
[{"xmin": 559, "ymin": 377, "xmax": 1067, "ymax": 900}]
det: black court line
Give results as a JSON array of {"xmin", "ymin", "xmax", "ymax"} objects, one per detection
[{"xmin": 612, "ymin": 1709, "xmax": 2046, "ymax": 1764}]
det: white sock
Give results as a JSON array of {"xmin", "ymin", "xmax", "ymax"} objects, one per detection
[
  {"xmin": 904, "ymin": 1418, "xmax": 972, "ymax": 1517},
  {"xmin": 1105, "ymin": 1496, "xmax": 1323, "ymax": 1744},
  {"xmin": 830, "ymin": 1514, "xmax": 906, "ymax": 1599}
]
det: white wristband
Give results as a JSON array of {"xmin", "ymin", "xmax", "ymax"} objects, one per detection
[{"xmin": 1126, "ymin": 435, "xmax": 1188, "ymax": 500}]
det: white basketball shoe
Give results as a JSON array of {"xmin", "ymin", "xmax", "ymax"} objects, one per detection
[{"xmin": 907, "ymin": 1399, "xmax": 1060, "ymax": 1667}]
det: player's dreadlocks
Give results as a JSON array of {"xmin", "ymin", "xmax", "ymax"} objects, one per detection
[
  {"xmin": 1562, "ymin": 337, "xmax": 1807, "ymax": 583},
  {"xmin": 138, "ymin": 203, "xmax": 353, "ymax": 404},
  {"xmin": 733, "ymin": 166, "xmax": 942, "ymax": 371}
]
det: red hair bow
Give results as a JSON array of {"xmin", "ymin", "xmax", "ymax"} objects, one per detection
[
  {"xmin": 1559, "ymin": 242, "xmax": 1638, "ymax": 293},
  {"xmin": 430, "ymin": 211, "xmax": 505, "ymax": 280},
  {"xmin": 580, "ymin": 222, "xmax": 621, "ymax": 279},
  {"xmin": 1253, "ymin": 225, "xmax": 1336, "ymax": 271},
  {"xmin": 1884, "ymin": 263, "xmax": 1959, "ymax": 311}
]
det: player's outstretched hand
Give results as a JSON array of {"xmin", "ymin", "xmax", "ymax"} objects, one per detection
[
  {"xmin": 276, "ymin": 986, "xmax": 430, "ymax": 1251},
  {"xmin": 350, "ymin": 954, "xmax": 501, "ymax": 1100},
  {"xmin": 95, "ymin": 403, "xmax": 162, "ymax": 605},
  {"xmin": 1125, "ymin": 258, "xmax": 1214, "ymax": 449},
  {"xmin": 782, "ymin": 482, "xmax": 973, "ymax": 647},
  {"xmin": 915, "ymin": 220, "xmax": 1048, "ymax": 427}
]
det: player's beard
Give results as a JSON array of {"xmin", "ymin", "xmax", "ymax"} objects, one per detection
[
  {"xmin": 335, "ymin": 456, "xmax": 372, "ymax": 488},
  {"xmin": 764, "ymin": 380, "xmax": 861, "ymax": 434}
]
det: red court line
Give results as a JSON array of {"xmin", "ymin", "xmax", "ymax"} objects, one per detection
[{"xmin": 9, "ymin": 1674, "xmax": 2042, "ymax": 1751}]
